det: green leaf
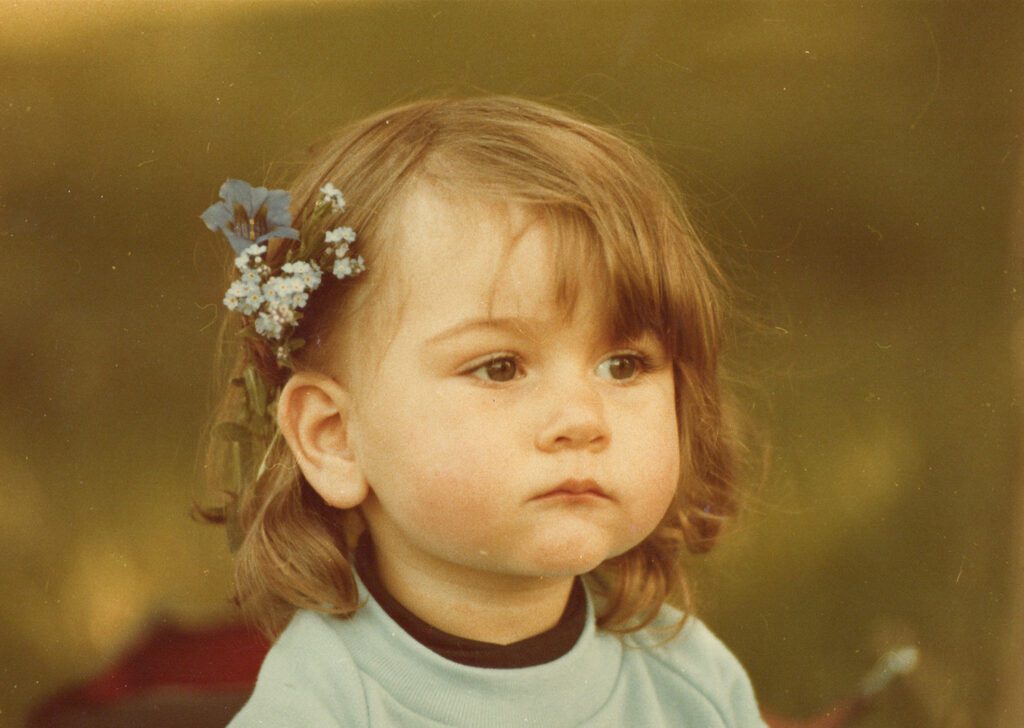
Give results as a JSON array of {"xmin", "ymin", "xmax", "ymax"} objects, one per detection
[
  {"xmin": 214, "ymin": 421, "xmax": 252, "ymax": 443},
  {"xmin": 288, "ymin": 337, "xmax": 306, "ymax": 351},
  {"xmin": 309, "ymin": 201, "xmax": 330, "ymax": 225},
  {"xmin": 243, "ymin": 365, "xmax": 268, "ymax": 421},
  {"xmin": 228, "ymin": 432, "xmax": 256, "ymax": 481},
  {"xmin": 226, "ymin": 508, "xmax": 245, "ymax": 552}
]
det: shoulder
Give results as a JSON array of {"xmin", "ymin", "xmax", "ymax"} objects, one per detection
[
  {"xmin": 623, "ymin": 605, "xmax": 767, "ymax": 727},
  {"xmin": 229, "ymin": 610, "xmax": 368, "ymax": 728}
]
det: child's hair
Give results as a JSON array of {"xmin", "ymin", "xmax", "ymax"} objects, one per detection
[{"xmin": 200, "ymin": 95, "xmax": 741, "ymax": 638}]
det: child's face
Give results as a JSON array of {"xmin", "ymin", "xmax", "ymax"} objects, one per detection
[{"xmin": 343, "ymin": 183, "xmax": 680, "ymax": 584}]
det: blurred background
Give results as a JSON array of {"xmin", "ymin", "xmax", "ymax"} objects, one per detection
[{"xmin": 2, "ymin": 1, "xmax": 1022, "ymax": 726}]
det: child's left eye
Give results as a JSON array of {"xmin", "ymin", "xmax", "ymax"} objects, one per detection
[{"xmin": 596, "ymin": 354, "xmax": 647, "ymax": 381}]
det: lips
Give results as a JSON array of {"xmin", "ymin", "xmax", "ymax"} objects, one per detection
[{"xmin": 534, "ymin": 478, "xmax": 610, "ymax": 500}]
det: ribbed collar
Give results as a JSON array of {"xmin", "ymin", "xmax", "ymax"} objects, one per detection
[{"xmin": 353, "ymin": 535, "xmax": 586, "ymax": 669}]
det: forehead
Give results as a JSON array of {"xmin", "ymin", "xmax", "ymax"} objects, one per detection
[
  {"xmin": 331, "ymin": 177, "xmax": 669, "ymax": 384},
  {"xmin": 390, "ymin": 182, "xmax": 565, "ymax": 323}
]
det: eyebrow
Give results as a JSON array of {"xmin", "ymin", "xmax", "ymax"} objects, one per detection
[{"xmin": 425, "ymin": 317, "xmax": 545, "ymax": 346}]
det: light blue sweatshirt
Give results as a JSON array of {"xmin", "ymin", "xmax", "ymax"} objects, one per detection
[{"xmin": 230, "ymin": 579, "xmax": 767, "ymax": 727}]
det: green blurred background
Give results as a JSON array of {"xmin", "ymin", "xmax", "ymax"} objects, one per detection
[{"xmin": 2, "ymin": 1, "xmax": 1022, "ymax": 726}]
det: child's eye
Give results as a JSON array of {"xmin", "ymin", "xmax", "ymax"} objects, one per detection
[
  {"xmin": 596, "ymin": 354, "xmax": 648, "ymax": 381},
  {"xmin": 468, "ymin": 356, "xmax": 520, "ymax": 383}
]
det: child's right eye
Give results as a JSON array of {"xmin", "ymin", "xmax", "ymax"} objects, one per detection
[{"xmin": 468, "ymin": 356, "xmax": 520, "ymax": 383}]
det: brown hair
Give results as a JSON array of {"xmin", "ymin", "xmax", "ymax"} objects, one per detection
[{"xmin": 200, "ymin": 96, "xmax": 741, "ymax": 638}]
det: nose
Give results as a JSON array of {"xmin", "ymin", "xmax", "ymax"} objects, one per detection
[{"xmin": 535, "ymin": 375, "xmax": 610, "ymax": 453}]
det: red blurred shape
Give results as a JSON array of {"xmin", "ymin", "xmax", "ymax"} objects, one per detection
[{"xmin": 28, "ymin": 620, "xmax": 269, "ymax": 728}]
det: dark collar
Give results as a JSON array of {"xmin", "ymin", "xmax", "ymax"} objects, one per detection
[{"xmin": 354, "ymin": 535, "xmax": 586, "ymax": 669}]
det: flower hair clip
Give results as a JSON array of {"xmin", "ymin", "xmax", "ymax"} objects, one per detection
[
  {"xmin": 201, "ymin": 179, "xmax": 366, "ymax": 369},
  {"xmin": 201, "ymin": 179, "xmax": 365, "ymax": 534}
]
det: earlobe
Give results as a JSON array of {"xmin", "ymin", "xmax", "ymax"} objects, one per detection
[{"xmin": 276, "ymin": 372, "xmax": 369, "ymax": 509}]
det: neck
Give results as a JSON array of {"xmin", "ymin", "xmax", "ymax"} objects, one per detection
[{"xmin": 366, "ymin": 533, "xmax": 575, "ymax": 645}]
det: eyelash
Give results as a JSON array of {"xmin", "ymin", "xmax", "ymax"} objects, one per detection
[
  {"xmin": 597, "ymin": 352, "xmax": 655, "ymax": 382},
  {"xmin": 465, "ymin": 351, "xmax": 656, "ymax": 384},
  {"xmin": 465, "ymin": 353, "xmax": 524, "ymax": 384}
]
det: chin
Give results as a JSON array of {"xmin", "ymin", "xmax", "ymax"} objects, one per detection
[{"xmin": 516, "ymin": 534, "xmax": 626, "ymax": 577}]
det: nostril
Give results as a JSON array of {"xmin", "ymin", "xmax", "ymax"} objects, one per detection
[
  {"xmin": 539, "ymin": 418, "xmax": 609, "ymax": 452},
  {"xmin": 534, "ymin": 384, "xmax": 610, "ymax": 452}
]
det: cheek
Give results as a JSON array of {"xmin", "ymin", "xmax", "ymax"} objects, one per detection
[
  {"xmin": 624, "ymin": 394, "xmax": 682, "ymax": 514},
  {"xmin": 396, "ymin": 393, "xmax": 519, "ymax": 481},
  {"xmin": 388, "ymin": 459, "xmax": 508, "ymax": 553},
  {"xmin": 367, "ymin": 411, "xmax": 511, "ymax": 516},
  {"xmin": 405, "ymin": 442, "xmax": 511, "ymax": 512},
  {"xmin": 638, "ymin": 440, "xmax": 681, "ymax": 513}
]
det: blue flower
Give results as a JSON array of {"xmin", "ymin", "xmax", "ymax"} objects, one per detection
[{"xmin": 201, "ymin": 179, "xmax": 300, "ymax": 254}]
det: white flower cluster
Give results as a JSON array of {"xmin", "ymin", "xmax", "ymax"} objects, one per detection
[
  {"xmin": 319, "ymin": 182, "xmax": 346, "ymax": 212},
  {"xmin": 324, "ymin": 225, "xmax": 365, "ymax": 280},
  {"xmin": 325, "ymin": 225, "xmax": 356, "ymax": 246},
  {"xmin": 223, "ymin": 244, "xmax": 272, "ymax": 316},
  {"xmin": 222, "ymin": 244, "xmax": 324, "ymax": 340},
  {"xmin": 221, "ymin": 225, "xmax": 365, "ymax": 343},
  {"xmin": 256, "ymin": 260, "xmax": 323, "ymax": 339},
  {"xmin": 333, "ymin": 255, "xmax": 366, "ymax": 279}
]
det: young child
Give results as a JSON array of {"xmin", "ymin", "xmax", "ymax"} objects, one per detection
[{"xmin": 201, "ymin": 96, "xmax": 767, "ymax": 727}]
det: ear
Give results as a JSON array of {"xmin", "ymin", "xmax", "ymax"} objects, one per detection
[{"xmin": 276, "ymin": 371, "xmax": 368, "ymax": 509}]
